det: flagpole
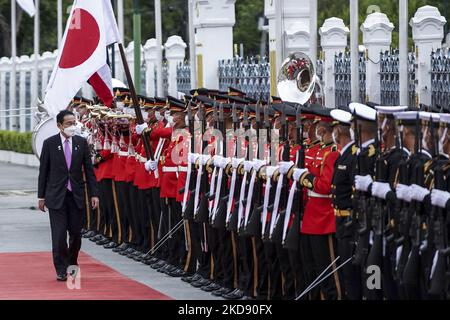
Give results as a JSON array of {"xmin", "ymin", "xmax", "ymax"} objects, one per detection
[
  {"xmin": 11, "ymin": 0, "xmax": 17, "ymax": 131},
  {"xmin": 188, "ymin": 0, "xmax": 197, "ymax": 90},
  {"xmin": 133, "ymin": 0, "xmax": 141, "ymax": 94},
  {"xmin": 155, "ymin": 0, "xmax": 163, "ymax": 96},
  {"xmin": 33, "ymin": 0, "xmax": 40, "ymax": 126},
  {"xmin": 57, "ymin": 0, "xmax": 62, "ymax": 48},
  {"xmin": 118, "ymin": 43, "xmax": 154, "ymax": 161},
  {"xmin": 117, "ymin": 0, "xmax": 124, "ymax": 44}
]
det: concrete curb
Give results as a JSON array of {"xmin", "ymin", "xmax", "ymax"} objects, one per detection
[{"xmin": 0, "ymin": 150, "xmax": 39, "ymax": 167}]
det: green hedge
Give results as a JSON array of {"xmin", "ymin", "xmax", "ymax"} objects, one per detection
[{"xmin": 0, "ymin": 130, "xmax": 33, "ymax": 154}]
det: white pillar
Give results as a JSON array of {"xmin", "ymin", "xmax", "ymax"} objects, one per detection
[
  {"xmin": 361, "ymin": 12, "xmax": 394, "ymax": 104},
  {"xmin": 193, "ymin": 0, "xmax": 236, "ymax": 89},
  {"xmin": 0, "ymin": 57, "xmax": 10, "ymax": 130},
  {"xmin": 18, "ymin": 56, "xmax": 30, "ymax": 132},
  {"xmin": 350, "ymin": 0, "xmax": 359, "ymax": 102},
  {"xmin": 144, "ymin": 39, "xmax": 159, "ymax": 96},
  {"xmin": 164, "ymin": 36, "xmax": 187, "ymax": 97},
  {"xmin": 320, "ymin": 17, "xmax": 349, "ymax": 108},
  {"xmin": 265, "ymin": 0, "xmax": 311, "ymax": 95},
  {"xmin": 410, "ymin": 6, "xmax": 446, "ymax": 106},
  {"xmin": 399, "ymin": 0, "xmax": 409, "ymax": 106},
  {"xmin": 309, "ymin": 0, "xmax": 318, "ymax": 66}
]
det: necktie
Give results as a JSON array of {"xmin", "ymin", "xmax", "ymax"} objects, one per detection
[{"xmin": 64, "ymin": 139, "xmax": 72, "ymax": 191}]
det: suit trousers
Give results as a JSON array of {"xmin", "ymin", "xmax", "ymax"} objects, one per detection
[{"xmin": 48, "ymin": 190, "xmax": 82, "ymax": 275}]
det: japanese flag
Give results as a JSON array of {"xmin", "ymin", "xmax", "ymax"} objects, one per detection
[
  {"xmin": 44, "ymin": 0, "xmax": 121, "ymax": 117},
  {"xmin": 16, "ymin": 0, "xmax": 36, "ymax": 17}
]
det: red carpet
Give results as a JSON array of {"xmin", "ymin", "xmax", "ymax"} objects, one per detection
[{"xmin": 0, "ymin": 251, "xmax": 171, "ymax": 300}]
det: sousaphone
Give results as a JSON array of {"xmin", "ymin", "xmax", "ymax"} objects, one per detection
[{"xmin": 276, "ymin": 52, "xmax": 322, "ymax": 105}]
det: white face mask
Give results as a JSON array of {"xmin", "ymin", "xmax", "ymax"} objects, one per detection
[
  {"xmin": 155, "ymin": 111, "xmax": 163, "ymax": 121},
  {"xmin": 63, "ymin": 125, "xmax": 77, "ymax": 137},
  {"xmin": 164, "ymin": 111, "xmax": 171, "ymax": 121},
  {"xmin": 167, "ymin": 116, "xmax": 174, "ymax": 126},
  {"xmin": 332, "ymin": 131, "xmax": 338, "ymax": 145},
  {"xmin": 350, "ymin": 128, "xmax": 355, "ymax": 141},
  {"xmin": 439, "ymin": 128, "xmax": 448, "ymax": 155},
  {"xmin": 185, "ymin": 115, "xmax": 189, "ymax": 127}
]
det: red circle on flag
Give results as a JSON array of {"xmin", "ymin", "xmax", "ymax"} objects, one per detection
[{"xmin": 59, "ymin": 8, "xmax": 100, "ymax": 69}]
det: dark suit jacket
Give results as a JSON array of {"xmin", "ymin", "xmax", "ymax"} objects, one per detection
[{"xmin": 38, "ymin": 133, "xmax": 98, "ymax": 210}]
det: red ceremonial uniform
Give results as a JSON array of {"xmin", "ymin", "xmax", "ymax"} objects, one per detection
[
  {"xmin": 111, "ymin": 135, "xmax": 130, "ymax": 182},
  {"xmin": 300, "ymin": 142, "xmax": 340, "ymax": 235}
]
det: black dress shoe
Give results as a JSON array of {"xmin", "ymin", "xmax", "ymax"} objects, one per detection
[
  {"xmin": 191, "ymin": 277, "xmax": 211, "ymax": 288},
  {"xmin": 163, "ymin": 265, "xmax": 177, "ymax": 275},
  {"xmin": 182, "ymin": 273, "xmax": 200, "ymax": 283},
  {"xmin": 201, "ymin": 282, "xmax": 221, "ymax": 292},
  {"xmin": 223, "ymin": 289, "xmax": 244, "ymax": 300},
  {"xmin": 96, "ymin": 238, "xmax": 110, "ymax": 246},
  {"xmin": 147, "ymin": 257, "xmax": 159, "ymax": 264},
  {"xmin": 168, "ymin": 268, "xmax": 187, "ymax": 277},
  {"xmin": 104, "ymin": 242, "xmax": 118, "ymax": 249},
  {"xmin": 112, "ymin": 243, "xmax": 129, "ymax": 252},
  {"xmin": 212, "ymin": 287, "xmax": 233, "ymax": 297},
  {"xmin": 151, "ymin": 260, "xmax": 165, "ymax": 269},
  {"xmin": 241, "ymin": 295, "xmax": 255, "ymax": 300},
  {"xmin": 90, "ymin": 234, "xmax": 103, "ymax": 242},
  {"xmin": 81, "ymin": 228, "xmax": 87, "ymax": 235},
  {"xmin": 126, "ymin": 249, "xmax": 141, "ymax": 258},
  {"xmin": 157, "ymin": 264, "xmax": 171, "ymax": 273},
  {"xmin": 119, "ymin": 247, "xmax": 135, "ymax": 256},
  {"xmin": 83, "ymin": 231, "xmax": 96, "ymax": 238},
  {"xmin": 56, "ymin": 273, "xmax": 67, "ymax": 281}
]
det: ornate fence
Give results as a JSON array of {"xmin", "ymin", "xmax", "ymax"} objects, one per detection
[
  {"xmin": 176, "ymin": 62, "xmax": 192, "ymax": 95},
  {"xmin": 334, "ymin": 52, "xmax": 366, "ymax": 108},
  {"xmin": 431, "ymin": 48, "xmax": 450, "ymax": 110},
  {"xmin": 218, "ymin": 56, "xmax": 270, "ymax": 100},
  {"xmin": 380, "ymin": 50, "xmax": 416, "ymax": 108}
]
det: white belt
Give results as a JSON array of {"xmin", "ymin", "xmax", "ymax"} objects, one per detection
[
  {"xmin": 307, "ymin": 190, "xmax": 331, "ymax": 198},
  {"xmin": 118, "ymin": 151, "xmax": 128, "ymax": 157},
  {"xmin": 178, "ymin": 166, "xmax": 188, "ymax": 172},
  {"xmin": 162, "ymin": 166, "xmax": 178, "ymax": 173},
  {"xmin": 135, "ymin": 154, "xmax": 146, "ymax": 163}
]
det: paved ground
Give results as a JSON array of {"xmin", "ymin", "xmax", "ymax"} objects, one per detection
[{"xmin": 0, "ymin": 161, "xmax": 220, "ymax": 300}]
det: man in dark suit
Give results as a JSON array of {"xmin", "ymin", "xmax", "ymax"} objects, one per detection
[{"xmin": 38, "ymin": 110, "xmax": 99, "ymax": 281}]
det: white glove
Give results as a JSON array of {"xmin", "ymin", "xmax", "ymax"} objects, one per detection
[
  {"xmin": 145, "ymin": 160, "xmax": 158, "ymax": 172},
  {"xmin": 354, "ymin": 175, "xmax": 373, "ymax": 192},
  {"xmin": 135, "ymin": 122, "xmax": 148, "ymax": 135},
  {"xmin": 213, "ymin": 155, "xmax": 224, "ymax": 167},
  {"xmin": 396, "ymin": 184, "xmax": 412, "ymax": 202},
  {"xmin": 431, "ymin": 189, "xmax": 450, "ymax": 208},
  {"xmin": 232, "ymin": 158, "xmax": 244, "ymax": 169},
  {"xmin": 200, "ymin": 154, "xmax": 211, "ymax": 165},
  {"xmin": 219, "ymin": 157, "xmax": 231, "ymax": 169},
  {"xmin": 410, "ymin": 184, "xmax": 430, "ymax": 202},
  {"xmin": 243, "ymin": 161, "xmax": 253, "ymax": 173},
  {"xmin": 371, "ymin": 182, "xmax": 391, "ymax": 200},
  {"xmin": 292, "ymin": 168, "xmax": 308, "ymax": 182},
  {"xmin": 279, "ymin": 161, "xmax": 294, "ymax": 175},
  {"xmin": 252, "ymin": 159, "xmax": 267, "ymax": 172},
  {"xmin": 263, "ymin": 166, "xmax": 278, "ymax": 179},
  {"xmin": 188, "ymin": 152, "xmax": 200, "ymax": 164}
]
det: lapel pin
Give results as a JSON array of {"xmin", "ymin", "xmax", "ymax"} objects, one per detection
[{"xmin": 58, "ymin": 145, "xmax": 61, "ymax": 151}]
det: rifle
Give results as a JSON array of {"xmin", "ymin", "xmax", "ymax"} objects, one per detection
[
  {"xmin": 283, "ymin": 104, "xmax": 304, "ymax": 251},
  {"xmin": 245, "ymin": 101, "xmax": 265, "ymax": 237},
  {"xmin": 402, "ymin": 112, "xmax": 425, "ymax": 298},
  {"xmin": 352, "ymin": 121, "xmax": 372, "ymax": 267},
  {"xmin": 270, "ymin": 103, "xmax": 290, "ymax": 243},
  {"xmin": 365, "ymin": 114, "xmax": 384, "ymax": 299},
  {"xmin": 226, "ymin": 103, "xmax": 241, "ymax": 232},
  {"xmin": 182, "ymin": 99, "xmax": 197, "ymax": 219},
  {"xmin": 428, "ymin": 163, "xmax": 450, "ymax": 298},
  {"xmin": 212, "ymin": 103, "xmax": 228, "ymax": 229}
]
